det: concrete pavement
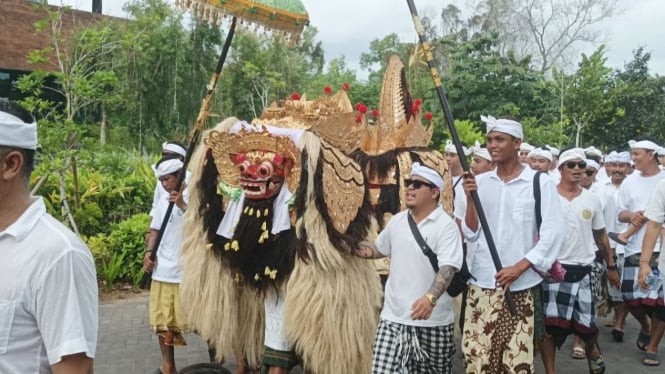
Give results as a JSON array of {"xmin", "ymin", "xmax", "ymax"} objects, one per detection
[{"xmin": 96, "ymin": 292, "xmax": 662, "ymax": 373}]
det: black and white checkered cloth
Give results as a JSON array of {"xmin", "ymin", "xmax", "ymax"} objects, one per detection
[
  {"xmin": 621, "ymin": 263, "xmax": 664, "ymax": 307},
  {"xmin": 371, "ymin": 319, "xmax": 455, "ymax": 374},
  {"xmin": 542, "ymin": 274, "xmax": 597, "ymax": 334}
]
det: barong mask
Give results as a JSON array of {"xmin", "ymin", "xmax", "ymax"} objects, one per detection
[{"xmin": 231, "ymin": 150, "xmax": 292, "ymax": 200}]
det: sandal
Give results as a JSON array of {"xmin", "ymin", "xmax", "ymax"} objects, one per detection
[
  {"xmin": 572, "ymin": 345, "xmax": 586, "ymax": 359},
  {"xmin": 611, "ymin": 328, "xmax": 624, "ymax": 342},
  {"xmin": 588, "ymin": 355, "xmax": 606, "ymax": 374},
  {"xmin": 637, "ymin": 331, "xmax": 650, "ymax": 351},
  {"xmin": 608, "ymin": 232, "xmax": 627, "ymax": 246},
  {"xmin": 643, "ymin": 352, "xmax": 660, "ymax": 366}
]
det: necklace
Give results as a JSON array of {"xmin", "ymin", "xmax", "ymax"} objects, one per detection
[{"xmin": 499, "ymin": 165, "xmax": 524, "ymax": 183}]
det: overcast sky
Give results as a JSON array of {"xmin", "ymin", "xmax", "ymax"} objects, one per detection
[{"xmin": 50, "ymin": 0, "xmax": 665, "ymax": 79}]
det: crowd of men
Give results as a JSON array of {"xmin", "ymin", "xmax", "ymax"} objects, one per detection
[{"xmin": 2, "ymin": 94, "xmax": 665, "ymax": 374}]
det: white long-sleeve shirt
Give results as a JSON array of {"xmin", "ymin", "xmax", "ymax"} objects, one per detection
[{"xmin": 462, "ymin": 167, "xmax": 565, "ymax": 291}]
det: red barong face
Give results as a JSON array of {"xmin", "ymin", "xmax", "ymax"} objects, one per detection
[{"xmin": 231, "ymin": 150, "xmax": 291, "ymax": 200}]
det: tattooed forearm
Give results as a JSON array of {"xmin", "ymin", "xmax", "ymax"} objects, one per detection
[
  {"xmin": 427, "ymin": 265, "xmax": 456, "ymax": 299},
  {"xmin": 593, "ymin": 229, "xmax": 613, "ymax": 264},
  {"xmin": 354, "ymin": 241, "xmax": 385, "ymax": 259}
]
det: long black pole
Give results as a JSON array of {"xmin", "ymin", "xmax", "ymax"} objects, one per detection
[
  {"xmin": 141, "ymin": 17, "xmax": 238, "ymax": 289},
  {"xmin": 404, "ymin": 0, "xmax": 517, "ymax": 315}
]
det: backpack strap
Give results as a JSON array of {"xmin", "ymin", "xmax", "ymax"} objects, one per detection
[
  {"xmin": 407, "ymin": 212, "xmax": 439, "ymax": 273},
  {"xmin": 533, "ymin": 171, "xmax": 543, "ymax": 232}
]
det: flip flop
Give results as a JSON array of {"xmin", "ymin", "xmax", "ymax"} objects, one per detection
[
  {"xmin": 611, "ymin": 329, "xmax": 624, "ymax": 342},
  {"xmin": 637, "ymin": 331, "xmax": 650, "ymax": 351},
  {"xmin": 643, "ymin": 352, "xmax": 660, "ymax": 366},
  {"xmin": 608, "ymin": 232, "xmax": 627, "ymax": 246},
  {"xmin": 572, "ymin": 345, "xmax": 586, "ymax": 359}
]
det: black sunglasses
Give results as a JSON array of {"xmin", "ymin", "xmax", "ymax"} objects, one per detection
[
  {"xmin": 565, "ymin": 160, "xmax": 587, "ymax": 169},
  {"xmin": 585, "ymin": 169, "xmax": 596, "ymax": 176},
  {"xmin": 404, "ymin": 179, "xmax": 436, "ymax": 189}
]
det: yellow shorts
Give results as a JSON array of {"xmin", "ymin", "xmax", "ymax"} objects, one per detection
[{"xmin": 149, "ymin": 280, "xmax": 189, "ymax": 346}]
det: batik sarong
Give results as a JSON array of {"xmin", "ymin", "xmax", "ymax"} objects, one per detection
[{"xmin": 462, "ymin": 285, "xmax": 535, "ymax": 374}]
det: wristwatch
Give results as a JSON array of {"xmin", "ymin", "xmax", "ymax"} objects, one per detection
[{"xmin": 424, "ymin": 293, "xmax": 436, "ymax": 306}]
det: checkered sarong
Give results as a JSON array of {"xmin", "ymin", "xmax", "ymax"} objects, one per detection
[
  {"xmin": 542, "ymin": 274, "xmax": 597, "ymax": 336},
  {"xmin": 607, "ymin": 254, "xmax": 624, "ymax": 303},
  {"xmin": 371, "ymin": 319, "xmax": 455, "ymax": 374},
  {"xmin": 621, "ymin": 262, "xmax": 665, "ymax": 307}
]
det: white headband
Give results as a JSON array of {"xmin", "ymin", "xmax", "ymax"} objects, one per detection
[
  {"xmin": 584, "ymin": 146, "xmax": 602, "ymax": 158},
  {"xmin": 481, "ymin": 115, "xmax": 523, "ymax": 139},
  {"xmin": 444, "ymin": 140, "xmax": 471, "ymax": 156},
  {"xmin": 557, "ymin": 148, "xmax": 586, "ymax": 168},
  {"xmin": 657, "ymin": 147, "xmax": 665, "ymax": 156},
  {"xmin": 471, "ymin": 140, "xmax": 492, "ymax": 162},
  {"xmin": 546, "ymin": 144, "xmax": 560, "ymax": 157},
  {"xmin": 628, "ymin": 139, "xmax": 660, "ymax": 151},
  {"xmin": 519, "ymin": 143, "xmax": 535, "ymax": 153},
  {"xmin": 411, "ymin": 162, "xmax": 444, "ymax": 189},
  {"xmin": 162, "ymin": 142, "xmax": 187, "ymax": 157},
  {"xmin": 154, "ymin": 159, "xmax": 183, "ymax": 178},
  {"xmin": 586, "ymin": 159, "xmax": 600, "ymax": 170},
  {"xmin": 605, "ymin": 151, "xmax": 631, "ymax": 164},
  {"xmin": 528, "ymin": 147, "xmax": 553, "ymax": 161},
  {"xmin": 0, "ymin": 111, "xmax": 38, "ymax": 150}
]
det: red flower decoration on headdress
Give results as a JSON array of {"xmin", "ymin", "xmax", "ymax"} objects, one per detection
[
  {"xmin": 414, "ymin": 98, "xmax": 422, "ymax": 106},
  {"xmin": 355, "ymin": 114, "xmax": 362, "ymax": 123},
  {"xmin": 355, "ymin": 103, "xmax": 368, "ymax": 114},
  {"xmin": 291, "ymin": 92, "xmax": 300, "ymax": 100},
  {"xmin": 323, "ymin": 86, "xmax": 332, "ymax": 94},
  {"xmin": 342, "ymin": 83, "xmax": 350, "ymax": 91},
  {"xmin": 411, "ymin": 103, "xmax": 420, "ymax": 113},
  {"xmin": 425, "ymin": 112, "xmax": 433, "ymax": 121},
  {"xmin": 371, "ymin": 109, "xmax": 379, "ymax": 117}
]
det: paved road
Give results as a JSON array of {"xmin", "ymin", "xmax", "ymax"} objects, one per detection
[{"xmin": 96, "ymin": 292, "xmax": 662, "ymax": 373}]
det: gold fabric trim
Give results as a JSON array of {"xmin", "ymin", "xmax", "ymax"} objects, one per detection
[{"xmin": 320, "ymin": 140, "xmax": 365, "ymax": 234}]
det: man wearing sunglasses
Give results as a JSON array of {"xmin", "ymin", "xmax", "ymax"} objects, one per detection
[
  {"xmin": 616, "ymin": 137, "xmax": 665, "ymax": 366},
  {"xmin": 461, "ymin": 115, "xmax": 564, "ymax": 373},
  {"xmin": 539, "ymin": 148, "xmax": 618, "ymax": 374},
  {"xmin": 581, "ymin": 159, "xmax": 600, "ymax": 191},
  {"xmin": 355, "ymin": 162, "xmax": 463, "ymax": 374}
]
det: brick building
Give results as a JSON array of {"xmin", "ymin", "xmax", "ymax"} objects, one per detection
[{"xmin": 0, "ymin": 0, "xmax": 112, "ymax": 100}]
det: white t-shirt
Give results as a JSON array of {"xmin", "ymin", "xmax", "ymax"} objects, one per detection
[
  {"xmin": 644, "ymin": 179, "xmax": 665, "ymax": 273},
  {"xmin": 376, "ymin": 207, "xmax": 463, "ymax": 327},
  {"xmin": 595, "ymin": 180, "xmax": 628, "ymax": 253},
  {"xmin": 150, "ymin": 188, "xmax": 189, "ymax": 283},
  {"xmin": 558, "ymin": 189, "xmax": 605, "ymax": 265},
  {"xmin": 0, "ymin": 198, "xmax": 97, "ymax": 373},
  {"xmin": 617, "ymin": 170, "xmax": 665, "ymax": 257}
]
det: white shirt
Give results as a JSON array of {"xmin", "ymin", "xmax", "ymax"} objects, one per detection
[
  {"xmin": 376, "ymin": 207, "xmax": 463, "ymax": 327},
  {"xmin": 150, "ymin": 188, "xmax": 189, "ymax": 283},
  {"xmin": 617, "ymin": 170, "xmax": 665, "ymax": 257},
  {"xmin": 0, "ymin": 198, "xmax": 97, "ymax": 373},
  {"xmin": 462, "ymin": 167, "xmax": 565, "ymax": 291},
  {"xmin": 595, "ymin": 180, "xmax": 628, "ymax": 253},
  {"xmin": 558, "ymin": 189, "xmax": 605, "ymax": 265},
  {"xmin": 644, "ymin": 179, "xmax": 665, "ymax": 273}
]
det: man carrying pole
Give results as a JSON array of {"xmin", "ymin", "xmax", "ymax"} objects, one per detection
[
  {"xmin": 407, "ymin": 0, "xmax": 563, "ymax": 373},
  {"xmin": 460, "ymin": 117, "xmax": 564, "ymax": 373}
]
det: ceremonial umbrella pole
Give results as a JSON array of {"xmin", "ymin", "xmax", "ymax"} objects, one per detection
[
  {"xmin": 404, "ymin": 0, "xmax": 517, "ymax": 315},
  {"xmin": 141, "ymin": 0, "xmax": 310, "ymax": 289}
]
